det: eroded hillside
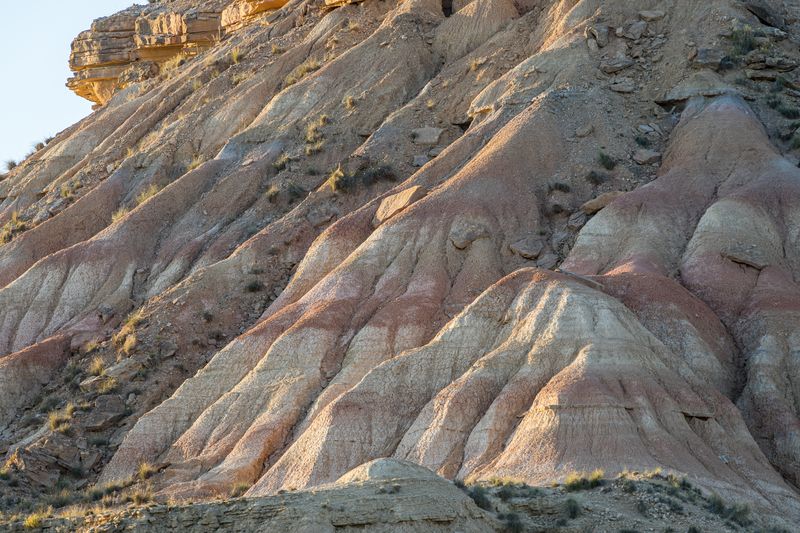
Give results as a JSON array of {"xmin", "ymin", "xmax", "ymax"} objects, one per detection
[{"xmin": 0, "ymin": 0, "xmax": 799, "ymax": 530}]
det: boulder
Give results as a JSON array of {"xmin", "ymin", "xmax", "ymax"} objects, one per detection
[
  {"xmin": 510, "ymin": 237, "xmax": 544, "ymax": 260},
  {"xmin": 84, "ymin": 395, "xmax": 127, "ymax": 431}
]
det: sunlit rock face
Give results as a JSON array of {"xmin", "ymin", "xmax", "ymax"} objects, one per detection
[
  {"xmin": 67, "ymin": 0, "xmax": 242, "ymax": 106},
  {"xmin": 221, "ymin": 0, "xmax": 289, "ymax": 33}
]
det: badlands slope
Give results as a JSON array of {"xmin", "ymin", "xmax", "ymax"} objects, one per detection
[{"xmin": 0, "ymin": 0, "xmax": 799, "ymax": 529}]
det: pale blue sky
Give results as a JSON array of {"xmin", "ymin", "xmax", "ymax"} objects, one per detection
[{"xmin": 1, "ymin": 2, "xmax": 138, "ymax": 167}]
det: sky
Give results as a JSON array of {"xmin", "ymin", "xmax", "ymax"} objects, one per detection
[{"xmin": 0, "ymin": 1, "xmax": 138, "ymax": 167}]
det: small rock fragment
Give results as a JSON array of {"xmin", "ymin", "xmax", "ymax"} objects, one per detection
[
  {"xmin": 639, "ymin": 10, "xmax": 665, "ymax": 22},
  {"xmin": 411, "ymin": 127, "xmax": 444, "ymax": 146},
  {"xmin": 600, "ymin": 56, "xmax": 635, "ymax": 74},
  {"xmin": 536, "ymin": 253, "xmax": 559, "ymax": 270},
  {"xmin": 581, "ymin": 191, "xmax": 625, "ymax": 214},
  {"xmin": 633, "ymin": 149, "xmax": 662, "ymax": 165},
  {"xmin": 412, "ymin": 155, "xmax": 429, "ymax": 167},
  {"xmin": 510, "ymin": 237, "xmax": 544, "ymax": 260},
  {"xmin": 609, "ymin": 77, "xmax": 636, "ymax": 93}
]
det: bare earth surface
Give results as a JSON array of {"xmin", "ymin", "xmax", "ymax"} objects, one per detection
[{"xmin": 0, "ymin": 0, "xmax": 799, "ymax": 531}]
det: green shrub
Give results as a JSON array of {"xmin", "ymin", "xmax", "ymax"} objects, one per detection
[
  {"xmin": 729, "ymin": 25, "xmax": 757, "ymax": 56},
  {"xmin": 497, "ymin": 512, "xmax": 523, "ymax": 533},
  {"xmin": 467, "ymin": 485, "xmax": 492, "ymax": 511},
  {"xmin": 598, "ymin": 151, "xmax": 616, "ymax": 170},
  {"xmin": 565, "ymin": 497, "xmax": 581, "ymax": 518},
  {"xmin": 245, "ymin": 280, "xmax": 264, "ymax": 293},
  {"xmin": 586, "ymin": 170, "xmax": 609, "ymax": 185}
]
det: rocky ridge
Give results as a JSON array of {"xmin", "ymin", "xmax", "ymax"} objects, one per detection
[{"xmin": 1, "ymin": 0, "xmax": 799, "ymax": 529}]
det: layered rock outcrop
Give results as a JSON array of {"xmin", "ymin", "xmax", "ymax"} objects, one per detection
[
  {"xmin": 1, "ymin": 0, "xmax": 799, "ymax": 526},
  {"xmin": 68, "ymin": 0, "xmax": 254, "ymax": 106},
  {"xmin": 221, "ymin": 0, "xmax": 289, "ymax": 32}
]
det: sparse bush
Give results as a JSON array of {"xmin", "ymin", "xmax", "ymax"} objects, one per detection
[
  {"xmin": 273, "ymin": 153, "xmax": 289, "ymax": 171},
  {"xmin": 48, "ymin": 403, "xmax": 75, "ymax": 433},
  {"xmin": 548, "ymin": 182, "xmax": 571, "ymax": 193},
  {"xmin": 305, "ymin": 141, "xmax": 325, "ymax": 156},
  {"xmin": 46, "ymin": 489, "xmax": 76, "ymax": 508},
  {"xmin": 766, "ymin": 95, "xmax": 781, "ymax": 109},
  {"xmin": 635, "ymin": 135, "xmax": 650, "ymax": 147},
  {"xmin": 266, "ymin": 185, "xmax": 280, "ymax": 203},
  {"xmin": 778, "ymin": 103, "xmax": 800, "ymax": 119},
  {"xmin": 598, "ymin": 150, "xmax": 616, "ymax": 170},
  {"xmin": 498, "ymin": 512, "xmax": 523, "ymax": 533},
  {"xmin": 0, "ymin": 211, "xmax": 27, "ymax": 245},
  {"xmin": 137, "ymin": 463, "xmax": 156, "ymax": 481},
  {"xmin": 23, "ymin": 512, "xmax": 46, "ymax": 529},
  {"xmin": 305, "ymin": 115, "xmax": 329, "ymax": 143},
  {"xmin": 96, "ymin": 377, "xmax": 118, "ymax": 395},
  {"xmin": 643, "ymin": 467, "xmax": 662, "ymax": 478},
  {"xmin": 127, "ymin": 487, "xmax": 153, "ymax": 505},
  {"xmin": 113, "ymin": 308, "xmax": 145, "ymax": 349},
  {"xmin": 135, "ymin": 184, "xmax": 160, "ymax": 206},
  {"xmin": 245, "ymin": 280, "xmax": 265, "ymax": 293},
  {"xmin": 38, "ymin": 395, "xmax": 59, "ymax": 413},
  {"xmin": 467, "ymin": 485, "xmax": 492, "ymax": 511},
  {"xmin": 326, "ymin": 164, "xmax": 347, "ymax": 192},
  {"xmin": 729, "ymin": 25, "xmax": 757, "ymax": 57},
  {"xmin": 343, "ymin": 95, "xmax": 355, "ymax": 110},
  {"xmin": 271, "ymin": 44, "xmax": 284, "ymax": 55},
  {"xmin": 706, "ymin": 493, "xmax": 751, "ymax": 526},
  {"xmin": 286, "ymin": 180, "xmax": 305, "ymax": 202},
  {"xmin": 120, "ymin": 332, "xmax": 137, "ymax": 356},
  {"xmin": 111, "ymin": 206, "xmax": 130, "ymax": 224},
  {"xmin": 89, "ymin": 356, "xmax": 105, "ymax": 376},
  {"xmin": 5, "ymin": 160, "xmax": 17, "ymax": 171},
  {"xmin": 326, "ymin": 164, "xmax": 396, "ymax": 193},
  {"xmin": 284, "ymin": 57, "xmax": 321, "ymax": 86},
  {"xmin": 621, "ymin": 478, "xmax": 636, "ymax": 493},
  {"xmin": 564, "ymin": 469, "xmax": 604, "ymax": 491},
  {"xmin": 187, "ymin": 154, "xmax": 206, "ymax": 172},
  {"xmin": 83, "ymin": 340, "xmax": 100, "ymax": 354},
  {"xmin": 470, "ymin": 57, "xmax": 486, "ymax": 72},
  {"xmin": 565, "ymin": 497, "xmax": 581, "ymax": 518},
  {"xmin": 231, "ymin": 47, "xmax": 243, "ymax": 64},
  {"xmin": 230, "ymin": 482, "xmax": 251, "ymax": 498}
]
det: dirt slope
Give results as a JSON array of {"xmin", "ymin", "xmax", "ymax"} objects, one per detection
[{"xmin": 0, "ymin": 0, "xmax": 799, "ymax": 527}]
